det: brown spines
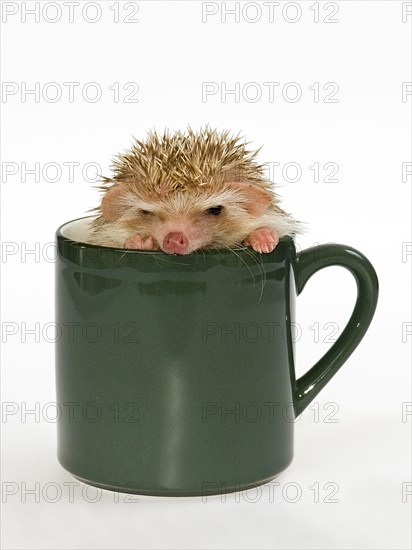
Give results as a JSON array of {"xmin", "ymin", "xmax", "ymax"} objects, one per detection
[{"xmin": 101, "ymin": 126, "xmax": 270, "ymax": 196}]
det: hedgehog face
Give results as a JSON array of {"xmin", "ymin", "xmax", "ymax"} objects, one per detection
[
  {"xmin": 97, "ymin": 183, "xmax": 273, "ymax": 254},
  {"xmin": 127, "ymin": 188, "xmax": 248, "ymax": 254}
]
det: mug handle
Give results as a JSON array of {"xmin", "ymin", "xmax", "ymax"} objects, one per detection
[{"xmin": 293, "ymin": 243, "xmax": 379, "ymax": 414}]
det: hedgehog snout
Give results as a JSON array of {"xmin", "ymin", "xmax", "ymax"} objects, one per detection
[{"xmin": 162, "ymin": 232, "xmax": 189, "ymax": 254}]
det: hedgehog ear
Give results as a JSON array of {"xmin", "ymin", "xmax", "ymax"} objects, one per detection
[
  {"xmin": 101, "ymin": 185, "xmax": 128, "ymax": 221},
  {"xmin": 228, "ymin": 182, "xmax": 272, "ymax": 217}
]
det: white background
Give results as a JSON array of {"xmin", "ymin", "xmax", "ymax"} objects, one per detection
[{"xmin": 1, "ymin": 1, "xmax": 411, "ymax": 548}]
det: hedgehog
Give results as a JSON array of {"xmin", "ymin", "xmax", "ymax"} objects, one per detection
[{"xmin": 89, "ymin": 126, "xmax": 302, "ymax": 254}]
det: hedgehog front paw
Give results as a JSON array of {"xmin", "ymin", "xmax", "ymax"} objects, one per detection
[
  {"xmin": 243, "ymin": 228, "xmax": 279, "ymax": 253},
  {"xmin": 124, "ymin": 234, "xmax": 157, "ymax": 251}
]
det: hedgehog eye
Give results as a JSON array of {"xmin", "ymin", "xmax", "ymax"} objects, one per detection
[
  {"xmin": 139, "ymin": 209, "xmax": 152, "ymax": 216},
  {"xmin": 207, "ymin": 206, "xmax": 223, "ymax": 216}
]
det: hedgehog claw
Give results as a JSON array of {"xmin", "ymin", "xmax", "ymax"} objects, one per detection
[
  {"xmin": 125, "ymin": 234, "xmax": 157, "ymax": 251},
  {"xmin": 243, "ymin": 228, "xmax": 279, "ymax": 253}
]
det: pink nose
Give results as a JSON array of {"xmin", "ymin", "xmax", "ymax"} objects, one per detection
[{"xmin": 163, "ymin": 232, "xmax": 189, "ymax": 254}]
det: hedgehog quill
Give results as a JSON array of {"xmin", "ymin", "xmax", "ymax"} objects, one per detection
[{"xmin": 90, "ymin": 127, "xmax": 302, "ymax": 254}]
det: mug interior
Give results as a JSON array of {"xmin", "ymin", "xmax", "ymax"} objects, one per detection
[{"xmin": 59, "ymin": 216, "xmax": 97, "ymax": 244}]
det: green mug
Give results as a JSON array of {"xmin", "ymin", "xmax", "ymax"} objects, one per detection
[{"xmin": 55, "ymin": 216, "xmax": 378, "ymax": 496}]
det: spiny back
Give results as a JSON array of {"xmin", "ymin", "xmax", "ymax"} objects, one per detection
[{"xmin": 102, "ymin": 126, "xmax": 269, "ymax": 195}]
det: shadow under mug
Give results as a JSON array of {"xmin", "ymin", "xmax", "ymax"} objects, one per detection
[{"xmin": 55, "ymin": 216, "xmax": 379, "ymax": 496}]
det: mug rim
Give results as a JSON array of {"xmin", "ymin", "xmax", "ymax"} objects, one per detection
[{"xmin": 56, "ymin": 215, "xmax": 293, "ymax": 256}]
